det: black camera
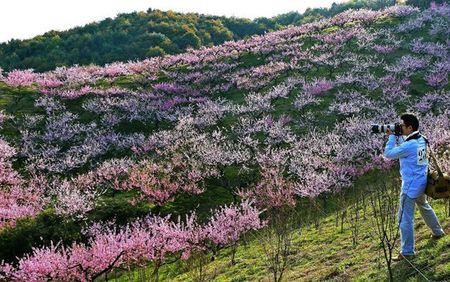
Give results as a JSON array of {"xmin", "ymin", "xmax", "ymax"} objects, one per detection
[{"xmin": 371, "ymin": 123, "xmax": 402, "ymax": 135}]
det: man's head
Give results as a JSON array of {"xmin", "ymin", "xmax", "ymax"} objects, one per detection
[{"xmin": 400, "ymin": 113, "xmax": 419, "ymax": 136}]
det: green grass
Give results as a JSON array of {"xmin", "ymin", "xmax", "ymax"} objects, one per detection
[
  {"xmin": 108, "ymin": 169, "xmax": 450, "ymax": 282},
  {"xmin": 0, "ymin": 83, "xmax": 38, "ymax": 116}
]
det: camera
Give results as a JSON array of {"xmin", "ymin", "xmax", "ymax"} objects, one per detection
[{"xmin": 371, "ymin": 123, "xmax": 402, "ymax": 135}]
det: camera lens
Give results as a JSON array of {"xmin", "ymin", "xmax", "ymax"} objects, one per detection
[{"xmin": 371, "ymin": 124, "xmax": 380, "ymax": 133}]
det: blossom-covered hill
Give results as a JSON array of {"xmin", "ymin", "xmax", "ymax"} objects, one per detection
[{"xmin": 0, "ymin": 3, "xmax": 449, "ymax": 281}]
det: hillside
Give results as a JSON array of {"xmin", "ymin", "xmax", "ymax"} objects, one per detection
[
  {"xmin": 120, "ymin": 171, "xmax": 450, "ymax": 281},
  {"xmin": 0, "ymin": 3, "xmax": 449, "ymax": 282}
]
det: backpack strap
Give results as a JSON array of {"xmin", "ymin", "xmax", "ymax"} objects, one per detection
[
  {"xmin": 423, "ymin": 135, "xmax": 444, "ymax": 177},
  {"xmin": 405, "ymin": 131, "xmax": 422, "ymax": 142}
]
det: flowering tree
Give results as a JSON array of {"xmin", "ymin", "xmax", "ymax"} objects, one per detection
[
  {"xmin": 120, "ymin": 157, "xmax": 206, "ymax": 206},
  {"xmin": 0, "ymin": 139, "xmax": 48, "ymax": 229},
  {"xmin": 0, "ymin": 201, "xmax": 264, "ymax": 281}
]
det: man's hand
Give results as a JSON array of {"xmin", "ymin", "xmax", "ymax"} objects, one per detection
[{"xmin": 386, "ymin": 128, "xmax": 393, "ymax": 135}]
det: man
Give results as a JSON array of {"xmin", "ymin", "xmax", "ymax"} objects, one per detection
[{"xmin": 384, "ymin": 113, "xmax": 445, "ymax": 262}]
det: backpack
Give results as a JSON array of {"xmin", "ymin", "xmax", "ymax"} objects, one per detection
[{"xmin": 423, "ymin": 137, "xmax": 450, "ymax": 199}]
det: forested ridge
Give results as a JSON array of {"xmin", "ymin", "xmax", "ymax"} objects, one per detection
[{"xmin": 0, "ymin": 0, "xmax": 409, "ymax": 72}]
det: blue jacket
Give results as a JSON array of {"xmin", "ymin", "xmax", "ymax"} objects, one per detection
[{"xmin": 383, "ymin": 132, "xmax": 429, "ymax": 198}]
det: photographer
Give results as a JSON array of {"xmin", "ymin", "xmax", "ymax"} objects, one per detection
[{"xmin": 383, "ymin": 113, "xmax": 445, "ymax": 262}]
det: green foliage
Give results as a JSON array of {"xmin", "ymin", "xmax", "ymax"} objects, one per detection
[
  {"xmin": 0, "ymin": 210, "xmax": 84, "ymax": 263},
  {"xmin": 174, "ymin": 30, "xmax": 201, "ymax": 49},
  {"xmin": 0, "ymin": 191, "xmax": 153, "ymax": 264},
  {"xmin": 146, "ymin": 45, "xmax": 166, "ymax": 58},
  {"xmin": 406, "ymin": 0, "xmax": 447, "ymax": 9},
  {"xmin": 88, "ymin": 191, "xmax": 152, "ymax": 225},
  {"xmin": 0, "ymin": 0, "xmax": 400, "ymax": 73}
]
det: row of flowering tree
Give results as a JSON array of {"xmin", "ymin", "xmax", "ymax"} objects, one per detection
[{"xmin": 0, "ymin": 200, "xmax": 264, "ymax": 281}]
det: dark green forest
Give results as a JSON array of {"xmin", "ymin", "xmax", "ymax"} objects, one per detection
[{"xmin": 0, "ymin": 0, "xmax": 442, "ymax": 72}]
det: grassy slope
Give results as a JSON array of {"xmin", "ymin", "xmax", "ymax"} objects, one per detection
[{"xmin": 116, "ymin": 170, "xmax": 450, "ymax": 282}]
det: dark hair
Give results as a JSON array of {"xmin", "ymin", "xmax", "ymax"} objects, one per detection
[{"xmin": 400, "ymin": 113, "xmax": 419, "ymax": 131}]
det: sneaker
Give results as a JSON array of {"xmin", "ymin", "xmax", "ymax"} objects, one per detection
[
  {"xmin": 392, "ymin": 253, "xmax": 414, "ymax": 262},
  {"xmin": 430, "ymin": 233, "xmax": 445, "ymax": 240}
]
